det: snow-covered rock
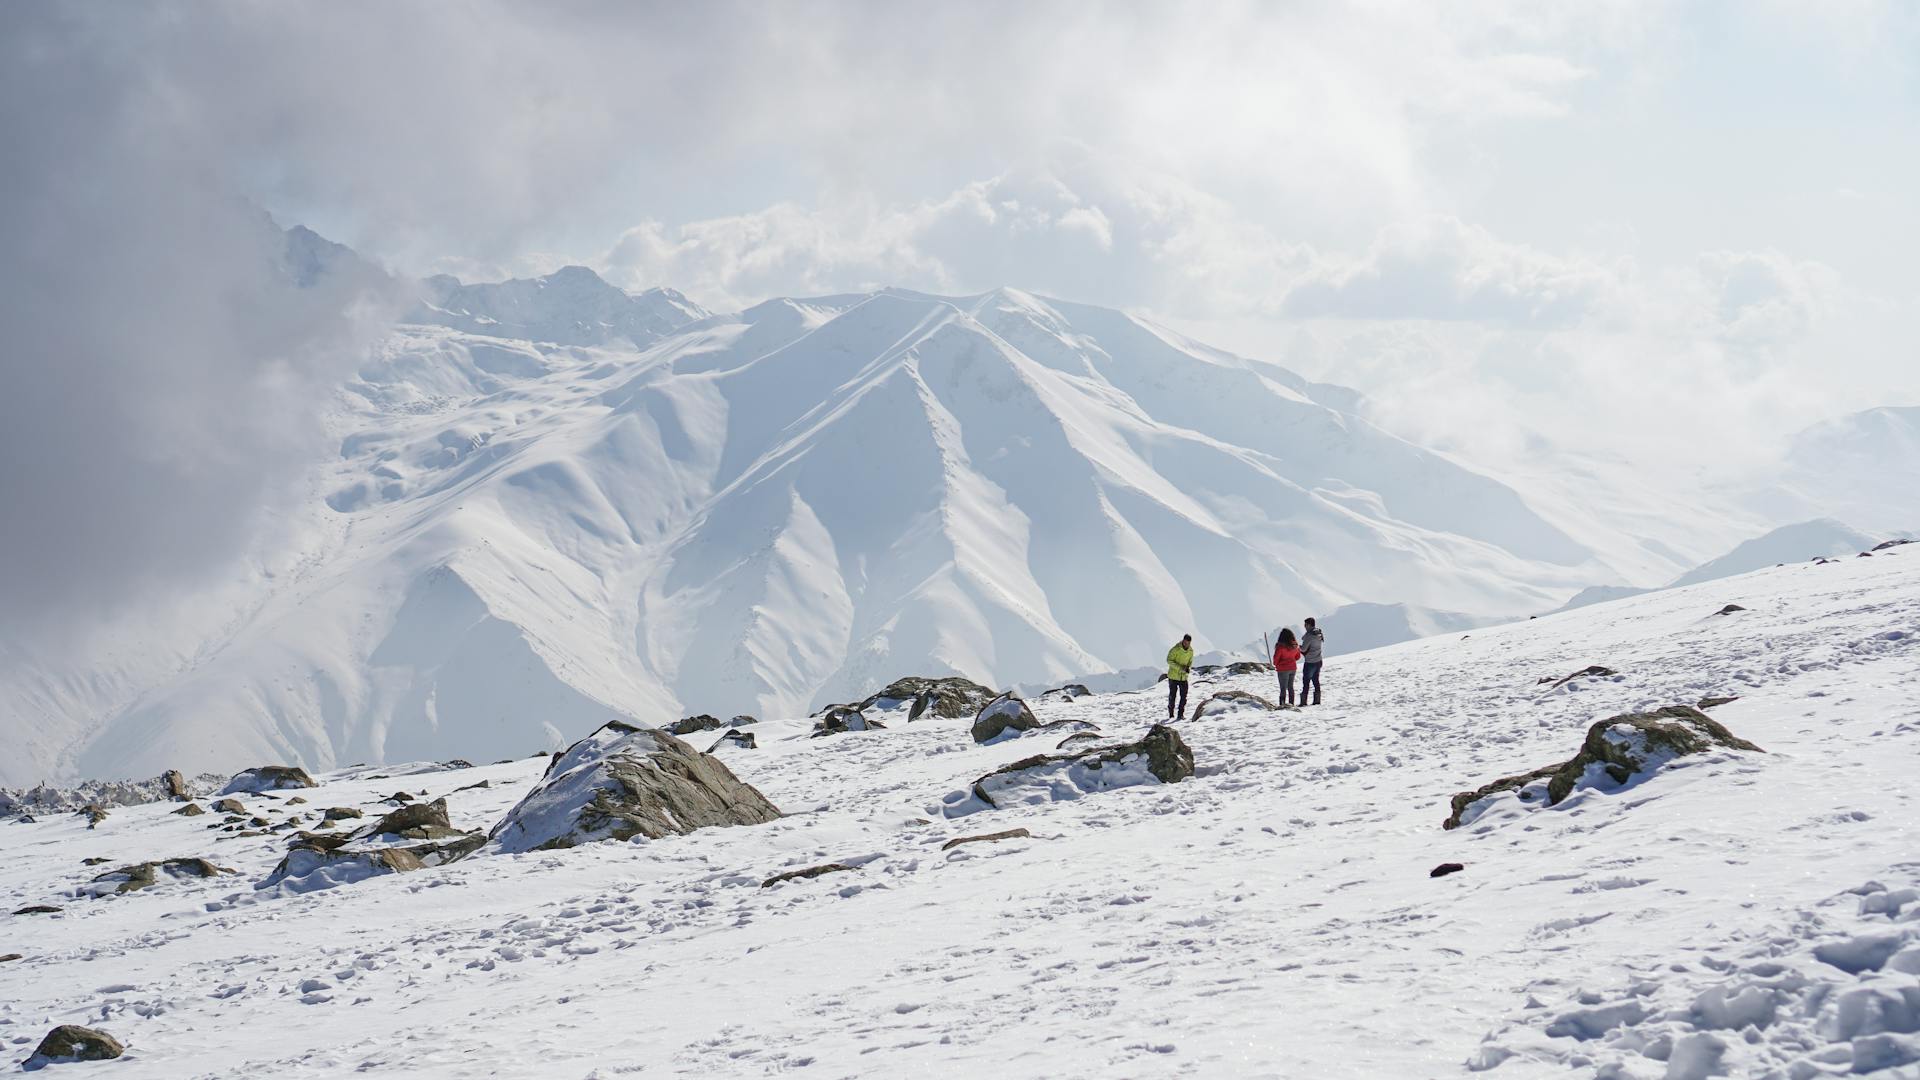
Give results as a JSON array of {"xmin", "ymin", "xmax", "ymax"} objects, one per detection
[
  {"xmin": 219, "ymin": 766, "xmax": 318, "ymax": 795},
  {"xmin": 955, "ymin": 723, "xmax": 1194, "ymax": 815},
  {"xmin": 1446, "ymin": 705, "xmax": 1763, "ymax": 829},
  {"xmin": 24, "ymin": 1025, "xmax": 124, "ymax": 1068},
  {"xmin": 970, "ymin": 693, "xmax": 1041, "ymax": 744},
  {"xmin": 482, "ymin": 722, "xmax": 778, "ymax": 854},
  {"xmin": 78, "ymin": 857, "xmax": 231, "ymax": 898},
  {"xmin": 258, "ymin": 845, "xmax": 425, "ymax": 896}
]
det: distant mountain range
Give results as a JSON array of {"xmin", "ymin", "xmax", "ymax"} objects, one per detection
[{"xmin": 0, "ymin": 235, "xmax": 1911, "ymax": 785}]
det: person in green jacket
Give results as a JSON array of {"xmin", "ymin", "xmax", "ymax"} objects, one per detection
[{"xmin": 1165, "ymin": 634, "xmax": 1195, "ymax": 721}]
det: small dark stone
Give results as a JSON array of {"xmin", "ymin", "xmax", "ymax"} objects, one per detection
[
  {"xmin": 12, "ymin": 905, "xmax": 61, "ymax": 915},
  {"xmin": 1537, "ymin": 665, "xmax": 1617, "ymax": 688},
  {"xmin": 322, "ymin": 807, "xmax": 364, "ymax": 821},
  {"xmin": 388, "ymin": 791, "xmax": 415, "ymax": 803},
  {"xmin": 761, "ymin": 862, "xmax": 860, "ymax": 888},
  {"xmin": 1697, "ymin": 695, "xmax": 1740, "ymax": 709},
  {"xmin": 706, "ymin": 729, "xmax": 758, "ymax": 752},
  {"xmin": 285, "ymin": 796, "xmax": 308, "ymax": 805},
  {"xmin": 81, "ymin": 857, "xmax": 110, "ymax": 866},
  {"xmin": 1871, "ymin": 538, "xmax": 1913, "ymax": 551},
  {"xmin": 941, "ymin": 828, "xmax": 1033, "ymax": 851},
  {"xmin": 454, "ymin": 779, "xmax": 492, "ymax": 792},
  {"xmin": 1714, "ymin": 604, "xmax": 1747, "ymax": 615},
  {"xmin": 171, "ymin": 802, "xmax": 206, "ymax": 817},
  {"xmin": 26, "ymin": 1024, "xmax": 124, "ymax": 1066},
  {"xmin": 211, "ymin": 798, "xmax": 247, "ymax": 815},
  {"xmin": 0, "ymin": 953, "xmax": 20, "ymax": 962},
  {"xmin": 1430, "ymin": 863, "xmax": 1466, "ymax": 878}
]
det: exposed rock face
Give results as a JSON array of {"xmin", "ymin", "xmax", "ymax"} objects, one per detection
[
  {"xmin": 258, "ymin": 845, "xmax": 425, "ymax": 895},
  {"xmin": 220, "ymin": 766, "xmax": 318, "ymax": 794},
  {"xmin": 941, "ymin": 828, "xmax": 1032, "ymax": 851},
  {"xmin": 965, "ymin": 724, "xmax": 1194, "ymax": 812},
  {"xmin": 162, "ymin": 770, "xmax": 189, "ymax": 801},
  {"xmin": 484, "ymin": 721, "xmax": 780, "ymax": 854},
  {"xmin": 707, "ymin": 729, "xmax": 757, "ymax": 752},
  {"xmin": 762, "ymin": 863, "xmax": 859, "ymax": 888},
  {"xmin": 211, "ymin": 798, "xmax": 246, "ymax": 815},
  {"xmin": 83, "ymin": 857, "xmax": 231, "ymax": 897},
  {"xmin": 811, "ymin": 706, "xmax": 884, "ymax": 737},
  {"xmin": 856, "ymin": 676, "xmax": 998, "ymax": 721},
  {"xmin": 971, "ymin": 693, "xmax": 1040, "ymax": 744},
  {"xmin": 1191, "ymin": 690, "xmax": 1277, "ymax": 720},
  {"xmin": 666, "ymin": 715, "xmax": 724, "ymax": 735},
  {"xmin": 1537, "ymin": 665, "xmax": 1618, "ymax": 688},
  {"xmin": 1445, "ymin": 706, "xmax": 1763, "ymax": 829},
  {"xmin": 26, "ymin": 1025, "xmax": 124, "ymax": 1067}
]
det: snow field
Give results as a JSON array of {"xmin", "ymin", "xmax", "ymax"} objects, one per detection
[{"xmin": 0, "ymin": 548, "xmax": 1915, "ymax": 1077}]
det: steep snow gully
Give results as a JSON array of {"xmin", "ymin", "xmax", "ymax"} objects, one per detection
[{"xmin": 3, "ymin": 546, "xmax": 1917, "ymax": 1077}]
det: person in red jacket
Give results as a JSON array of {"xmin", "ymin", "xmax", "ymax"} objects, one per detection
[{"xmin": 1272, "ymin": 626, "xmax": 1303, "ymax": 707}]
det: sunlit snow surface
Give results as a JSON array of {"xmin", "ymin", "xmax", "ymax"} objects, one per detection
[{"xmin": 2, "ymin": 550, "xmax": 1916, "ymax": 1077}]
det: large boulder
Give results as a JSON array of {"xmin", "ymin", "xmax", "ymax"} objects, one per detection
[
  {"xmin": 957, "ymin": 725, "xmax": 1194, "ymax": 814},
  {"xmin": 220, "ymin": 766, "xmax": 317, "ymax": 794},
  {"xmin": 857, "ymin": 676, "xmax": 998, "ymax": 721},
  {"xmin": 25, "ymin": 1025, "xmax": 123, "ymax": 1068},
  {"xmin": 1445, "ymin": 706, "xmax": 1763, "ymax": 829},
  {"xmin": 162, "ymin": 769, "xmax": 190, "ymax": 801},
  {"xmin": 80, "ymin": 857, "xmax": 231, "ymax": 897},
  {"xmin": 483, "ymin": 721, "xmax": 779, "ymax": 854},
  {"xmin": 971, "ymin": 693, "xmax": 1040, "ymax": 744}
]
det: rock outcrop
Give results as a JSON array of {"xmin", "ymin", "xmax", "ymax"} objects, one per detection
[
  {"xmin": 483, "ymin": 721, "xmax": 779, "ymax": 854},
  {"xmin": 162, "ymin": 770, "xmax": 189, "ymax": 801},
  {"xmin": 220, "ymin": 766, "xmax": 318, "ymax": 794},
  {"xmin": 811, "ymin": 706, "xmax": 884, "ymax": 737},
  {"xmin": 707, "ymin": 729, "xmax": 757, "ymax": 752},
  {"xmin": 666, "ymin": 715, "xmax": 724, "ymax": 735},
  {"xmin": 1037, "ymin": 683, "xmax": 1092, "ymax": 704},
  {"xmin": 1445, "ymin": 706, "xmax": 1763, "ymax": 829},
  {"xmin": 1191, "ymin": 690, "xmax": 1277, "ymax": 720},
  {"xmin": 962, "ymin": 724, "xmax": 1194, "ymax": 813},
  {"xmin": 856, "ymin": 676, "xmax": 998, "ymax": 721},
  {"xmin": 970, "ymin": 693, "xmax": 1040, "ymax": 744},
  {"xmin": 25, "ymin": 1025, "xmax": 124, "ymax": 1067},
  {"xmin": 323, "ymin": 807, "xmax": 363, "ymax": 821},
  {"xmin": 211, "ymin": 798, "xmax": 246, "ymax": 815},
  {"xmin": 82, "ymin": 857, "xmax": 231, "ymax": 897}
]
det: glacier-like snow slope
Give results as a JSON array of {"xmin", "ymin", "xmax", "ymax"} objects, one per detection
[
  {"xmin": 1, "ymin": 545, "xmax": 1915, "ymax": 1077},
  {"xmin": 3, "ymin": 273, "xmax": 1627, "ymax": 786}
]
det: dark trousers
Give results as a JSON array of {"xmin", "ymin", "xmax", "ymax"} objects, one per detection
[
  {"xmin": 1302, "ymin": 661, "xmax": 1322, "ymax": 704},
  {"xmin": 1166, "ymin": 677, "xmax": 1188, "ymax": 718},
  {"xmin": 1277, "ymin": 669, "xmax": 1296, "ymax": 705}
]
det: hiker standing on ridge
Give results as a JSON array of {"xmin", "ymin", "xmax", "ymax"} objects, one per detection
[
  {"xmin": 1272, "ymin": 627, "xmax": 1302, "ymax": 706},
  {"xmin": 1301, "ymin": 617, "xmax": 1325, "ymax": 705},
  {"xmin": 1165, "ymin": 634, "xmax": 1195, "ymax": 721}
]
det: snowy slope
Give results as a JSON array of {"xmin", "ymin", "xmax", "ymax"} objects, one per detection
[
  {"xmin": 1667, "ymin": 517, "xmax": 1878, "ymax": 587},
  {"xmin": 3, "ymin": 271, "xmax": 1632, "ymax": 786},
  {"xmin": 2, "ymin": 543, "xmax": 1916, "ymax": 1077}
]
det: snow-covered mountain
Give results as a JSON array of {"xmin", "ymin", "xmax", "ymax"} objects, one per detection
[
  {"xmin": 1754, "ymin": 406, "xmax": 1920, "ymax": 534},
  {"xmin": 1, "ymin": 259, "xmax": 1636, "ymax": 786},
  {"xmin": 1547, "ymin": 517, "xmax": 1889, "ymax": 615}
]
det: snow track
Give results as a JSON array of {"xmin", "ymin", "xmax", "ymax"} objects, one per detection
[{"xmin": 1, "ymin": 549, "xmax": 1916, "ymax": 1077}]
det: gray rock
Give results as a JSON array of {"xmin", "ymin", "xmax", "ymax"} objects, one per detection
[
  {"xmin": 941, "ymin": 828, "xmax": 1033, "ymax": 851},
  {"xmin": 707, "ymin": 729, "xmax": 758, "ymax": 752},
  {"xmin": 210, "ymin": 798, "xmax": 247, "ymax": 815},
  {"xmin": 970, "ymin": 724, "xmax": 1194, "ymax": 809},
  {"xmin": 761, "ymin": 862, "xmax": 859, "ymax": 888},
  {"xmin": 1191, "ymin": 690, "xmax": 1277, "ymax": 720},
  {"xmin": 220, "ymin": 766, "xmax": 318, "ymax": 794},
  {"xmin": 25, "ymin": 1025, "xmax": 123, "ymax": 1068},
  {"xmin": 1445, "ymin": 706, "xmax": 1763, "ymax": 829},
  {"xmin": 323, "ymin": 807, "xmax": 363, "ymax": 821},
  {"xmin": 1536, "ymin": 664, "xmax": 1618, "ymax": 688},
  {"xmin": 666, "ymin": 714, "xmax": 725, "ymax": 735},
  {"xmin": 856, "ymin": 676, "xmax": 998, "ymax": 721},
  {"xmin": 84, "ymin": 857, "xmax": 232, "ymax": 896},
  {"xmin": 162, "ymin": 769, "xmax": 189, "ymax": 801},
  {"xmin": 728, "ymin": 714, "xmax": 760, "ymax": 727},
  {"xmin": 357, "ymin": 798, "xmax": 450, "ymax": 839},
  {"xmin": 812, "ymin": 706, "xmax": 884, "ymax": 737},
  {"xmin": 1697, "ymin": 695, "xmax": 1741, "ymax": 709},
  {"xmin": 1037, "ymin": 683, "xmax": 1093, "ymax": 704},
  {"xmin": 483, "ymin": 721, "xmax": 779, "ymax": 854},
  {"xmin": 970, "ymin": 693, "xmax": 1040, "ymax": 744},
  {"xmin": 13, "ymin": 905, "xmax": 61, "ymax": 915}
]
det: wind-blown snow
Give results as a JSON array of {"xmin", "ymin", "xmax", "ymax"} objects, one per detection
[{"xmin": 1, "ymin": 542, "xmax": 1915, "ymax": 1076}]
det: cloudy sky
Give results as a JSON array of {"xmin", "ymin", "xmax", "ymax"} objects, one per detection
[{"xmin": 3, "ymin": 1, "xmax": 1917, "ymax": 628}]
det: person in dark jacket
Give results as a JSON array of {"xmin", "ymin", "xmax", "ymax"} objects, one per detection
[
  {"xmin": 1300, "ymin": 617, "xmax": 1325, "ymax": 705},
  {"xmin": 1165, "ymin": 634, "xmax": 1194, "ymax": 720},
  {"xmin": 1271, "ymin": 627, "xmax": 1301, "ymax": 706}
]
